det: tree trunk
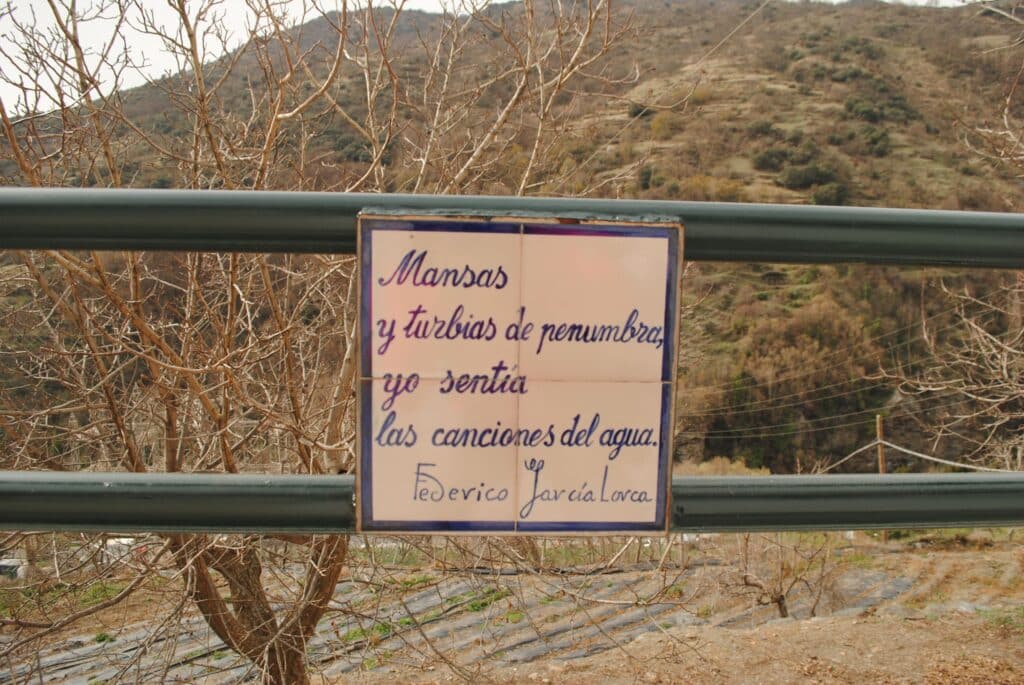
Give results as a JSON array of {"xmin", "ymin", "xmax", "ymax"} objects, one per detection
[
  {"xmin": 169, "ymin": 534, "xmax": 347, "ymax": 685},
  {"xmin": 775, "ymin": 594, "xmax": 789, "ymax": 618},
  {"xmin": 263, "ymin": 636, "xmax": 311, "ymax": 685}
]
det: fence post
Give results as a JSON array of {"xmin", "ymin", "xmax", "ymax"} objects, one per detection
[
  {"xmin": 876, "ymin": 415, "xmax": 886, "ymax": 475},
  {"xmin": 877, "ymin": 414, "xmax": 888, "ymax": 543}
]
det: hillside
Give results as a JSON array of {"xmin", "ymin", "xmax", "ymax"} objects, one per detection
[
  {"xmin": 1, "ymin": 0, "xmax": 1021, "ymax": 473},
  {"xmin": 607, "ymin": 0, "xmax": 1020, "ymax": 212},
  {"xmin": 12, "ymin": 0, "xmax": 1016, "ymax": 206}
]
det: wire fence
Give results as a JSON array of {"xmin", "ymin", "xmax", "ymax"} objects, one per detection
[{"xmin": 821, "ymin": 438, "xmax": 1017, "ymax": 473}]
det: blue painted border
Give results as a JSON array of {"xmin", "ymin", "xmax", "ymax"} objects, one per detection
[
  {"xmin": 359, "ymin": 519, "xmax": 515, "ymax": 532},
  {"xmin": 359, "ymin": 217, "xmax": 679, "ymax": 533},
  {"xmin": 358, "ymin": 377, "xmax": 374, "ymax": 529},
  {"xmin": 359, "ymin": 220, "xmax": 374, "ymax": 380},
  {"xmin": 522, "ymin": 222, "xmax": 675, "ymax": 240},
  {"xmin": 367, "ymin": 219, "xmax": 523, "ymax": 234},
  {"xmin": 662, "ymin": 230, "xmax": 680, "ymax": 384}
]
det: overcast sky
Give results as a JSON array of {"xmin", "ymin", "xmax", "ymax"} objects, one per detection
[
  {"xmin": 0, "ymin": 0, "xmax": 971, "ymax": 115},
  {"xmin": 0, "ymin": 0, "xmax": 449, "ymax": 113}
]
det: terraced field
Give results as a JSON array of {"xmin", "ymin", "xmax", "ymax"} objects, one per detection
[{"xmin": 4, "ymin": 538, "xmax": 1023, "ymax": 683}]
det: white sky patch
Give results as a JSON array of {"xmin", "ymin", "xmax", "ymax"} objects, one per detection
[
  {"xmin": 0, "ymin": 0, "xmax": 976, "ymax": 115},
  {"xmin": 0, "ymin": 0, "xmax": 449, "ymax": 114}
]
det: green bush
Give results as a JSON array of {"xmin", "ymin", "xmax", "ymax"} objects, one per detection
[
  {"xmin": 841, "ymin": 37, "xmax": 883, "ymax": 60},
  {"xmin": 779, "ymin": 163, "xmax": 838, "ymax": 190},
  {"xmin": 753, "ymin": 148, "xmax": 789, "ymax": 172},
  {"xmin": 628, "ymin": 102, "xmax": 652, "ymax": 118},
  {"xmin": 638, "ymin": 165, "xmax": 654, "ymax": 190},
  {"xmin": 829, "ymin": 66, "xmax": 865, "ymax": 82},
  {"xmin": 811, "ymin": 182, "xmax": 850, "ymax": 206},
  {"xmin": 341, "ymin": 140, "xmax": 373, "ymax": 163},
  {"xmin": 861, "ymin": 126, "xmax": 891, "ymax": 157},
  {"xmin": 330, "ymin": 131, "xmax": 387, "ymax": 163},
  {"xmin": 845, "ymin": 97, "xmax": 883, "ymax": 123},
  {"xmin": 845, "ymin": 78, "xmax": 919, "ymax": 124},
  {"xmin": 788, "ymin": 142, "xmax": 818, "ymax": 165},
  {"xmin": 747, "ymin": 120, "xmax": 778, "ymax": 138},
  {"xmin": 826, "ymin": 131, "xmax": 848, "ymax": 146}
]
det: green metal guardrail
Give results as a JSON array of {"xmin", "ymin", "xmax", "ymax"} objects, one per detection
[
  {"xmin": 2, "ymin": 471, "xmax": 1023, "ymax": 534},
  {"xmin": 2, "ymin": 188, "xmax": 1024, "ymax": 266},
  {"xmin": 1, "ymin": 188, "xmax": 1023, "ymax": 534}
]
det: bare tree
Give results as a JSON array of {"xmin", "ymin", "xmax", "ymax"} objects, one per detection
[
  {"xmin": 886, "ymin": 278, "xmax": 1024, "ymax": 470},
  {"xmin": 968, "ymin": 3, "xmax": 1024, "ymax": 181},
  {"xmin": 728, "ymin": 533, "xmax": 841, "ymax": 619},
  {"xmin": 0, "ymin": 248, "xmax": 358, "ymax": 683},
  {"xmin": 0, "ymin": 0, "xmax": 637, "ymax": 681},
  {"xmin": 887, "ymin": 7, "xmax": 1024, "ymax": 471}
]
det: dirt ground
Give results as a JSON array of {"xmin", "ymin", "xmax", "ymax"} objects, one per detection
[
  {"xmin": 496, "ymin": 614, "xmax": 1024, "ymax": 684},
  {"xmin": 344, "ymin": 612, "xmax": 1024, "ymax": 684},
  {"xmin": 7, "ymin": 537, "xmax": 1024, "ymax": 684},
  {"xmin": 342, "ymin": 540, "xmax": 1024, "ymax": 685}
]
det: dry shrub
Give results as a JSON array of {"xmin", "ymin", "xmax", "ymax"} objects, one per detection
[{"xmin": 678, "ymin": 175, "xmax": 747, "ymax": 202}]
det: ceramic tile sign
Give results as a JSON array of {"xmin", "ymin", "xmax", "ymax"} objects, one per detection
[{"xmin": 357, "ymin": 215, "xmax": 683, "ymax": 534}]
